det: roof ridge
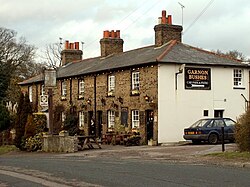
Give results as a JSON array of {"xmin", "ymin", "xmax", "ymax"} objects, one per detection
[
  {"xmin": 156, "ymin": 40, "xmax": 177, "ymax": 61},
  {"xmin": 183, "ymin": 43, "xmax": 242, "ymax": 63}
]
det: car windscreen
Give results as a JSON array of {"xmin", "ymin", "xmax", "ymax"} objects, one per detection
[{"xmin": 190, "ymin": 119, "xmax": 210, "ymax": 128}]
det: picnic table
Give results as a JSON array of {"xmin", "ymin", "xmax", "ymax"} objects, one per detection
[{"xmin": 77, "ymin": 135, "xmax": 102, "ymax": 150}]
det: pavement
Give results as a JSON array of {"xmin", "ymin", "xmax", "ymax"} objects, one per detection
[{"xmin": 59, "ymin": 142, "xmax": 250, "ymax": 168}]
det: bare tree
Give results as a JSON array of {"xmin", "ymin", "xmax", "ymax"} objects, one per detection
[
  {"xmin": 213, "ymin": 49, "xmax": 248, "ymax": 61},
  {"xmin": 41, "ymin": 42, "xmax": 62, "ymax": 68}
]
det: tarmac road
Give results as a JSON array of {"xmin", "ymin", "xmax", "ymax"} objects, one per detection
[{"xmin": 0, "ymin": 143, "xmax": 249, "ymax": 187}]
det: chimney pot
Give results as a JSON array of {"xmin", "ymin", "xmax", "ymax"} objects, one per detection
[
  {"xmin": 167, "ymin": 15, "xmax": 172, "ymax": 25},
  {"xmin": 70, "ymin": 43, "xmax": 74, "ymax": 49},
  {"xmin": 116, "ymin": 30, "xmax": 120, "ymax": 38},
  {"xmin": 65, "ymin": 40, "xmax": 69, "ymax": 49},
  {"xmin": 158, "ymin": 17, "xmax": 162, "ymax": 24},
  {"xmin": 111, "ymin": 30, "xmax": 115, "ymax": 38},
  {"xmin": 103, "ymin": 30, "xmax": 109, "ymax": 38},
  {"xmin": 162, "ymin": 10, "xmax": 166, "ymax": 17},
  {"xmin": 75, "ymin": 42, "xmax": 79, "ymax": 50}
]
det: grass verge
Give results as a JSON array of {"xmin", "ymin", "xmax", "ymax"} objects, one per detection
[
  {"xmin": 0, "ymin": 145, "xmax": 18, "ymax": 155},
  {"xmin": 206, "ymin": 151, "xmax": 250, "ymax": 161}
]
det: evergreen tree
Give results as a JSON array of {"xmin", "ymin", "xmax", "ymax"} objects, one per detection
[
  {"xmin": 0, "ymin": 103, "xmax": 10, "ymax": 131},
  {"xmin": 14, "ymin": 92, "xmax": 32, "ymax": 149},
  {"xmin": 63, "ymin": 106, "xmax": 79, "ymax": 135}
]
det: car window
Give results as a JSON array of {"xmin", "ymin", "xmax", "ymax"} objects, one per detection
[
  {"xmin": 190, "ymin": 119, "xmax": 210, "ymax": 128},
  {"xmin": 213, "ymin": 120, "xmax": 224, "ymax": 127},
  {"xmin": 206, "ymin": 120, "xmax": 214, "ymax": 128},
  {"xmin": 224, "ymin": 119, "xmax": 235, "ymax": 127}
]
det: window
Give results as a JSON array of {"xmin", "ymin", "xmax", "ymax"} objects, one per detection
[
  {"xmin": 132, "ymin": 110, "xmax": 140, "ymax": 128},
  {"xmin": 78, "ymin": 80, "xmax": 84, "ymax": 98},
  {"xmin": 108, "ymin": 75, "xmax": 115, "ymax": 92},
  {"xmin": 28, "ymin": 86, "xmax": 32, "ymax": 102},
  {"xmin": 41, "ymin": 84, "xmax": 45, "ymax": 96},
  {"xmin": 61, "ymin": 81, "xmax": 67, "ymax": 96},
  {"xmin": 233, "ymin": 69, "xmax": 243, "ymax": 87},
  {"xmin": 79, "ymin": 111, "xmax": 84, "ymax": 128},
  {"xmin": 203, "ymin": 110, "xmax": 209, "ymax": 117},
  {"xmin": 132, "ymin": 72, "xmax": 140, "ymax": 90},
  {"xmin": 108, "ymin": 110, "xmax": 115, "ymax": 128},
  {"xmin": 61, "ymin": 112, "xmax": 66, "ymax": 126}
]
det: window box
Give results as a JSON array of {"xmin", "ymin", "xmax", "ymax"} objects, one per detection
[
  {"xmin": 108, "ymin": 91, "xmax": 115, "ymax": 97},
  {"xmin": 61, "ymin": 96, "xmax": 67, "ymax": 101},
  {"xmin": 78, "ymin": 94, "xmax": 84, "ymax": 100},
  {"xmin": 131, "ymin": 89, "xmax": 140, "ymax": 96}
]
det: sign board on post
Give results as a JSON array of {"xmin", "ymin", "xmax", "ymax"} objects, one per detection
[
  {"xmin": 185, "ymin": 67, "xmax": 211, "ymax": 90},
  {"xmin": 40, "ymin": 95, "xmax": 48, "ymax": 107},
  {"xmin": 44, "ymin": 69, "xmax": 57, "ymax": 88}
]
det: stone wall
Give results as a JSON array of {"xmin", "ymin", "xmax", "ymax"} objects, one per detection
[{"xmin": 42, "ymin": 133, "xmax": 78, "ymax": 153}]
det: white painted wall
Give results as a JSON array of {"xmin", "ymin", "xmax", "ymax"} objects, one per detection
[{"xmin": 158, "ymin": 64, "xmax": 249, "ymax": 143}]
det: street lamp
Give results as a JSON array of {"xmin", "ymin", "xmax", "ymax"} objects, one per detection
[{"xmin": 44, "ymin": 68, "xmax": 57, "ymax": 134}]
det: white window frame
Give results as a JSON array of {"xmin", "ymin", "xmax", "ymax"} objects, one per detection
[
  {"xmin": 41, "ymin": 84, "xmax": 45, "ymax": 96},
  {"xmin": 132, "ymin": 72, "xmax": 140, "ymax": 90},
  {"xmin": 61, "ymin": 81, "xmax": 67, "ymax": 96},
  {"xmin": 108, "ymin": 110, "xmax": 115, "ymax": 128},
  {"xmin": 61, "ymin": 112, "xmax": 66, "ymax": 126},
  {"xmin": 132, "ymin": 110, "xmax": 140, "ymax": 128},
  {"xmin": 28, "ymin": 86, "xmax": 32, "ymax": 102},
  {"xmin": 233, "ymin": 69, "xmax": 244, "ymax": 87},
  {"xmin": 79, "ymin": 111, "xmax": 84, "ymax": 128},
  {"xmin": 79, "ymin": 80, "xmax": 85, "ymax": 96},
  {"xmin": 108, "ymin": 75, "xmax": 115, "ymax": 92}
]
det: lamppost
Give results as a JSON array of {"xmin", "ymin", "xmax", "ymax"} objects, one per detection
[{"xmin": 44, "ymin": 68, "xmax": 57, "ymax": 134}]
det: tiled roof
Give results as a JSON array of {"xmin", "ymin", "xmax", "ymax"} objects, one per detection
[{"xmin": 19, "ymin": 41, "xmax": 248, "ymax": 85}]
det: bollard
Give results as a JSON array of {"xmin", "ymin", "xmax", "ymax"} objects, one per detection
[{"xmin": 221, "ymin": 126, "xmax": 225, "ymax": 152}]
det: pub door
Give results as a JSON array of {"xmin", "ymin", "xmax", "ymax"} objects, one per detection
[
  {"xmin": 88, "ymin": 111, "xmax": 95, "ymax": 136},
  {"xmin": 97, "ymin": 111, "xmax": 103, "ymax": 138},
  {"xmin": 146, "ymin": 110, "xmax": 154, "ymax": 141}
]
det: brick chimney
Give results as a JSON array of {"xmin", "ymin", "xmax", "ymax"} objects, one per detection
[
  {"xmin": 154, "ymin": 10, "xmax": 183, "ymax": 47},
  {"xmin": 61, "ymin": 41, "xmax": 83, "ymax": 66},
  {"xmin": 100, "ymin": 30, "xmax": 124, "ymax": 57}
]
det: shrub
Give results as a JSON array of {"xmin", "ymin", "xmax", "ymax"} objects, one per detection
[
  {"xmin": 235, "ymin": 109, "xmax": 250, "ymax": 151},
  {"xmin": 24, "ymin": 114, "xmax": 36, "ymax": 138},
  {"xmin": 24, "ymin": 133, "xmax": 43, "ymax": 152}
]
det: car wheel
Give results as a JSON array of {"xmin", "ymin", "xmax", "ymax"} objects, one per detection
[{"xmin": 208, "ymin": 133, "xmax": 218, "ymax": 144}]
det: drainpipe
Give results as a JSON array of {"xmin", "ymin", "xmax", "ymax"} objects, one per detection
[{"xmin": 94, "ymin": 75, "xmax": 97, "ymax": 137}]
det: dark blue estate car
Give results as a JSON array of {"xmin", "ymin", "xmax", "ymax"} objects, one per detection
[{"xmin": 183, "ymin": 118, "xmax": 235, "ymax": 144}]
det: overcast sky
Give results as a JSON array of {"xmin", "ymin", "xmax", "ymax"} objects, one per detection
[{"xmin": 1, "ymin": 0, "xmax": 249, "ymax": 62}]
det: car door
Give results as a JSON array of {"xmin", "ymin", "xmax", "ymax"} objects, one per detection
[
  {"xmin": 223, "ymin": 118, "xmax": 235, "ymax": 140},
  {"xmin": 211, "ymin": 119, "xmax": 225, "ymax": 138}
]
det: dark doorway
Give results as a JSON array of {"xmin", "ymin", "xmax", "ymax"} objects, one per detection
[
  {"xmin": 97, "ymin": 111, "xmax": 103, "ymax": 138},
  {"xmin": 88, "ymin": 111, "xmax": 95, "ymax": 136},
  {"xmin": 146, "ymin": 110, "xmax": 154, "ymax": 141},
  {"xmin": 214, "ymin": 110, "xmax": 224, "ymax": 118}
]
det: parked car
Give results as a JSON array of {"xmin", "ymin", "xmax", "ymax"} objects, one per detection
[{"xmin": 183, "ymin": 118, "xmax": 235, "ymax": 144}]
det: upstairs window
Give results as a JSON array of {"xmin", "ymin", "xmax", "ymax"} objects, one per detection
[
  {"xmin": 108, "ymin": 75, "xmax": 115, "ymax": 92},
  {"xmin": 108, "ymin": 110, "xmax": 115, "ymax": 129},
  {"xmin": 78, "ymin": 80, "xmax": 85, "ymax": 98},
  {"xmin": 132, "ymin": 110, "xmax": 140, "ymax": 128},
  {"xmin": 61, "ymin": 81, "xmax": 67, "ymax": 96},
  {"xmin": 132, "ymin": 72, "xmax": 140, "ymax": 90},
  {"xmin": 79, "ymin": 111, "xmax": 84, "ymax": 128},
  {"xmin": 233, "ymin": 69, "xmax": 243, "ymax": 87},
  {"xmin": 28, "ymin": 86, "xmax": 32, "ymax": 102}
]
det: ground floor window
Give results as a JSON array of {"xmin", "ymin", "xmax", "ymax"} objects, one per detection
[
  {"xmin": 108, "ymin": 110, "xmax": 115, "ymax": 128},
  {"xmin": 79, "ymin": 111, "xmax": 84, "ymax": 128},
  {"xmin": 132, "ymin": 110, "xmax": 140, "ymax": 128}
]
